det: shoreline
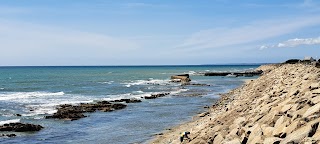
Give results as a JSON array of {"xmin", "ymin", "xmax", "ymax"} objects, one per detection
[
  {"xmin": 150, "ymin": 77, "xmax": 257, "ymax": 143},
  {"xmin": 151, "ymin": 63, "xmax": 320, "ymax": 143},
  {"xmin": 150, "ymin": 82, "xmax": 247, "ymax": 144}
]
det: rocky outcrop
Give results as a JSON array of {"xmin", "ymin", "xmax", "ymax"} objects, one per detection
[
  {"xmin": 1, "ymin": 134, "xmax": 16, "ymax": 137},
  {"xmin": 110, "ymin": 98, "xmax": 142, "ymax": 103},
  {"xmin": 0, "ymin": 123, "xmax": 43, "ymax": 132},
  {"xmin": 182, "ymin": 83, "xmax": 211, "ymax": 86},
  {"xmin": 144, "ymin": 93, "xmax": 170, "ymax": 99},
  {"xmin": 171, "ymin": 74, "xmax": 191, "ymax": 83},
  {"xmin": 47, "ymin": 92, "xmax": 172, "ymax": 121},
  {"xmin": 152, "ymin": 64, "xmax": 320, "ymax": 144},
  {"xmin": 46, "ymin": 102, "xmax": 127, "ymax": 120}
]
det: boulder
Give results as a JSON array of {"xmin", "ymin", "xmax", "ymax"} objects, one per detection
[
  {"xmin": 303, "ymin": 103, "xmax": 320, "ymax": 118},
  {"xmin": 281, "ymin": 119, "xmax": 319, "ymax": 143},
  {"xmin": 171, "ymin": 74, "xmax": 191, "ymax": 83},
  {"xmin": 316, "ymin": 62, "xmax": 320, "ymax": 68},
  {"xmin": 213, "ymin": 134, "xmax": 223, "ymax": 144},
  {"xmin": 263, "ymin": 137, "xmax": 282, "ymax": 143}
]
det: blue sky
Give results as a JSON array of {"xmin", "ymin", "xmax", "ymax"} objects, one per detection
[{"xmin": 0, "ymin": 0, "xmax": 320, "ymax": 65}]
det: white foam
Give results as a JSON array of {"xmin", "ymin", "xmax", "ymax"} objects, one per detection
[
  {"xmin": 102, "ymin": 92, "xmax": 149, "ymax": 101},
  {"xmin": 98, "ymin": 81, "xmax": 114, "ymax": 84},
  {"xmin": 0, "ymin": 119, "xmax": 20, "ymax": 125},
  {"xmin": 0, "ymin": 91, "xmax": 65, "ymax": 101},
  {"xmin": 170, "ymin": 88, "xmax": 188, "ymax": 95},
  {"xmin": 102, "ymin": 88, "xmax": 188, "ymax": 101},
  {"xmin": 123, "ymin": 79, "xmax": 174, "ymax": 87},
  {"xmin": 24, "ymin": 99, "xmax": 95, "ymax": 116},
  {"xmin": 188, "ymin": 71, "xmax": 196, "ymax": 75},
  {"xmin": 0, "ymin": 88, "xmax": 4, "ymax": 90}
]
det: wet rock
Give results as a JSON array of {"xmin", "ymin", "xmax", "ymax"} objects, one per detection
[
  {"xmin": 46, "ymin": 101, "xmax": 127, "ymax": 120},
  {"xmin": 0, "ymin": 123, "xmax": 43, "ymax": 132},
  {"xmin": 144, "ymin": 93, "xmax": 170, "ymax": 99},
  {"xmin": 182, "ymin": 83, "xmax": 210, "ymax": 86},
  {"xmin": 1, "ymin": 134, "xmax": 17, "ymax": 137},
  {"xmin": 171, "ymin": 74, "xmax": 191, "ymax": 83},
  {"xmin": 110, "ymin": 99, "xmax": 142, "ymax": 103}
]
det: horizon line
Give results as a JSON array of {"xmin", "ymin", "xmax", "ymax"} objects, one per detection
[{"xmin": 0, "ymin": 63, "xmax": 273, "ymax": 67}]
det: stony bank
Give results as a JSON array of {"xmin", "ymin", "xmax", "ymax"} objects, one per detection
[{"xmin": 152, "ymin": 63, "xmax": 320, "ymax": 144}]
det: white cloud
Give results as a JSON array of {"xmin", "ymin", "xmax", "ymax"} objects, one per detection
[
  {"xmin": 175, "ymin": 16, "xmax": 320, "ymax": 52},
  {"xmin": 259, "ymin": 37, "xmax": 320, "ymax": 50},
  {"xmin": 280, "ymin": 37, "xmax": 320, "ymax": 47}
]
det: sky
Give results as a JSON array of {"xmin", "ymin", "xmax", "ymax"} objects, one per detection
[{"xmin": 0, "ymin": 0, "xmax": 320, "ymax": 66}]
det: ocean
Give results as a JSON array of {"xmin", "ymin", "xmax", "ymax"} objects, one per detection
[{"xmin": 0, "ymin": 65, "xmax": 259, "ymax": 144}]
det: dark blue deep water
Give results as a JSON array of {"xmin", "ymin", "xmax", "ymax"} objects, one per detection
[{"xmin": 0, "ymin": 65, "xmax": 259, "ymax": 144}]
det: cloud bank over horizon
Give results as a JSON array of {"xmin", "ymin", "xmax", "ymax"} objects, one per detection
[{"xmin": 260, "ymin": 37, "xmax": 320, "ymax": 50}]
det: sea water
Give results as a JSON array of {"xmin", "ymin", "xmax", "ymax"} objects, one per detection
[{"xmin": 0, "ymin": 65, "xmax": 259, "ymax": 144}]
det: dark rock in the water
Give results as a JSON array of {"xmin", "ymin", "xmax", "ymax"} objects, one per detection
[
  {"xmin": 144, "ymin": 93, "xmax": 170, "ymax": 99},
  {"xmin": 97, "ymin": 101, "xmax": 111, "ymax": 104},
  {"xmin": 1, "ymin": 134, "xmax": 17, "ymax": 137},
  {"xmin": 182, "ymin": 83, "xmax": 210, "ymax": 86},
  {"xmin": 15, "ymin": 114, "xmax": 22, "ymax": 117},
  {"xmin": 171, "ymin": 74, "xmax": 191, "ymax": 83},
  {"xmin": 182, "ymin": 93, "xmax": 206, "ymax": 97},
  {"xmin": 110, "ymin": 98, "xmax": 142, "ymax": 103},
  {"xmin": 0, "ymin": 123, "xmax": 43, "ymax": 132},
  {"xmin": 46, "ymin": 101, "xmax": 127, "ymax": 120},
  {"xmin": 7, "ymin": 134, "xmax": 16, "ymax": 137}
]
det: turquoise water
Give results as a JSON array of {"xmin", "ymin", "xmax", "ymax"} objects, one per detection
[{"xmin": 0, "ymin": 65, "xmax": 259, "ymax": 143}]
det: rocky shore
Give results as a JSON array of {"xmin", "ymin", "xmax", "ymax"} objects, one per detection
[
  {"xmin": 0, "ymin": 123, "xmax": 44, "ymax": 137},
  {"xmin": 152, "ymin": 63, "xmax": 320, "ymax": 143},
  {"xmin": 45, "ymin": 92, "xmax": 171, "ymax": 121}
]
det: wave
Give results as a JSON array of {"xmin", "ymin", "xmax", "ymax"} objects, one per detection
[
  {"xmin": 103, "ymin": 88, "xmax": 188, "ymax": 101},
  {"xmin": 98, "ymin": 81, "xmax": 114, "ymax": 84},
  {"xmin": 0, "ymin": 88, "xmax": 188, "ymax": 118},
  {"xmin": 0, "ymin": 91, "xmax": 65, "ymax": 101},
  {"xmin": 24, "ymin": 99, "xmax": 95, "ymax": 117},
  {"xmin": 0, "ymin": 119, "xmax": 20, "ymax": 125},
  {"xmin": 123, "ymin": 78, "xmax": 175, "ymax": 87}
]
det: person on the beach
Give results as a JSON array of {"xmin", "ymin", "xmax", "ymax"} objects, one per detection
[{"xmin": 180, "ymin": 131, "xmax": 190, "ymax": 143}]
